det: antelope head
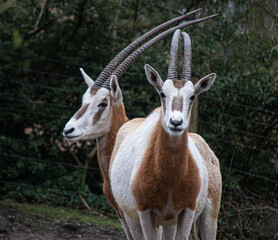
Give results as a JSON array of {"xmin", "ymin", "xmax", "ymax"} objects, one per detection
[
  {"xmin": 63, "ymin": 70, "xmax": 122, "ymax": 142},
  {"xmin": 145, "ymin": 29, "xmax": 216, "ymax": 137}
]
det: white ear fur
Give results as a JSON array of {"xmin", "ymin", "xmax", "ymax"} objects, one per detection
[
  {"xmin": 144, "ymin": 64, "xmax": 163, "ymax": 92},
  {"xmin": 110, "ymin": 75, "xmax": 123, "ymax": 106},
  {"xmin": 194, "ymin": 73, "xmax": 216, "ymax": 96},
  {"xmin": 80, "ymin": 68, "xmax": 94, "ymax": 87}
]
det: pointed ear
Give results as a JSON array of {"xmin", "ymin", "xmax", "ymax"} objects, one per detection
[
  {"xmin": 110, "ymin": 75, "xmax": 123, "ymax": 106},
  {"xmin": 144, "ymin": 64, "xmax": 163, "ymax": 93},
  {"xmin": 194, "ymin": 73, "xmax": 216, "ymax": 96},
  {"xmin": 80, "ymin": 68, "xmax": 94, "ymax": 87}
]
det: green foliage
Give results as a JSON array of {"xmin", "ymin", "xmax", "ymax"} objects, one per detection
[{"xmin": 0, "ymin": 0, "xmax": 277, "ymax": 238}]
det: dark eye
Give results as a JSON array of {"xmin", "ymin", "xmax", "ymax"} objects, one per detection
[
  {"xmin": 160, "ymin": 92, "xmax": 166, "ymax": 98},
  {"xmin": 190, "ymin": 95, "xmax": 195, "ymax": 101},
  {"xmin": 98, "ymin": 102, "xmax": 108, "ymax": 108}
]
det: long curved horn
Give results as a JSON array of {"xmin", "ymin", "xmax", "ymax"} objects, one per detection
[
  {"xmin": 181, "ymin": 32, "xmax": 192, "ymax": 82},
  {"xmin": 167, "ymin": 29, "xmax": 181, "ymax": 80},
  {"xmin": 94, "ymin": 8, "xmax": 202, "ymax": 87},
  {"xmin": 102, "ymin": 13, "xmax": 218, "ymax": 89}
]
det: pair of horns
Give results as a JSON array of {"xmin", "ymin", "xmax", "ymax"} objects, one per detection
[
  {"xmin": 168, "ymin": 30, "xmax": 191, "ymax": 81},
  {"xmin": 94, "ymin": 10, "xmax": 217, "ymax": 89}
]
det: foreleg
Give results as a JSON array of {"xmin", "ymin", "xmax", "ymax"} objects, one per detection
[
  {"xmin": 163, "ymin": 225, "xmax": 177, "ymax": 240},
  {"xmin": 193, "ymin": 200, "xmax": 218, "ymax": 240},
  {"xmin": 175, "ymin": 208, "xmax": 195, "ymax": 240},
  {"xmin": 124, "ymin": 213, "xmax": 145, "ymax": 240},
  {"xmin": 119, "ymin": 214, "xmax": 134, "ymax": 240},
  {"xmin": 138, "ymin": 210, "xmax": 162, "ymax": 240}
]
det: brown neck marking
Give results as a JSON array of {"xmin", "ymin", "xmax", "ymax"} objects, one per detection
[
  {"xmin": 131, "ymin": 116, "xmax": 201, "ymax": 213},
  {"xmin": 96, "ymin": 102, "xmax": 128, "ymax": 218},
  {"xmin": 97, "ymin": 102, "xmax": 129, "ymax": 183}
]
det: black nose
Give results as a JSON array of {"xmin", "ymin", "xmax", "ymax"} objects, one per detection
[
  {"xmin": 64, "ymin": 127, "xmax": 75, "ymax": 135},
  {"xmin": 170, "ymin": 118, "xmax": 183, "ymax": 127}
]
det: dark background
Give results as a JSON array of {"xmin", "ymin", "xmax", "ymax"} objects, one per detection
[{"xmin": 0, "ymin": 0, "xmax": 277, "ymax": 239}]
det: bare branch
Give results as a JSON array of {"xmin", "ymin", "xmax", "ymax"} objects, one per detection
[
  {"xmin": 79, "ymin": 195, "xmax": 107, "ymax": 218},
  {"xmin": 34, "ymin": 0, "xmax": 47, "ymax": 29}
]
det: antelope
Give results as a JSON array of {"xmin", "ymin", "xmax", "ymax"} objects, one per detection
[
  {"xmin": 110, "ymin": 29, "xmax": 222, "ymax": 240},
  {"xmin": 63, "ymin": 10, "xmax": 218, "ymax": 239}
]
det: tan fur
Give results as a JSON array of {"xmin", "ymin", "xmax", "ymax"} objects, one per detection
[
  {"xmin": 172, "ymin": 96, "xmax": 183, "ymax": 112},
  {"xmin": 97, "ymin": 102, "xmax": 129, "ymax": 217},
  {"xmin": 131, "ymin": 118, "xmax": 202, "ymax": 213},
  {"xmin": 172, "ymin": 79, "xmax": 186, "ymax": 89},
  {"xmin": 189, "ymin": 133, "xmax": 222, "ymax": 219},
  {"xmin": 90, "ymin": 86, "xmax": 100, "ymax": 96}
]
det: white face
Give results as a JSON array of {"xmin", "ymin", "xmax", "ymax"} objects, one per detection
[
  {"xmin": 63, "ymin": 71, "xmax": 123, "ymax": 142},
  {"xmin": 160, "ymin": 80, "xmax": 195, "ymax": 136},
  {"xmin": 144, "ymin": 64, "xmax": 216, "ymax": 138},
  {"xmin": 63, "ymin": 87, "xmax": 113, "ymax": 142}
]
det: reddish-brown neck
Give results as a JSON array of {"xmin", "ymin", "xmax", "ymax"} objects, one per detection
[
  {"xmin": 97, "ymin": 102, "xmax": 128, "ymax": 183},
  {"xmin": 152, "ymin": 119, "xmax": 189, "ymax": 184},
  {"xmin": 131, "ymin": 116, "xmax": 201, "ymax": 212}
]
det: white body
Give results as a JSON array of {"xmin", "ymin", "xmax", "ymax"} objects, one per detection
[
  {"xmin": 109, "ymin": 62, "xmax": 222, "ymax": 240},
  {"xmin": 111, "ymin": 109, "xmax": 209, "ymax": 223}
]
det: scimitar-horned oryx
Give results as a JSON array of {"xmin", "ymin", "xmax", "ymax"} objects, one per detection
[{"xmin": 110, "ymin": 29, "xmax": 222, "ymax": 240}]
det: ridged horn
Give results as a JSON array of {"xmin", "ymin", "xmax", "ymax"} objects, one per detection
[
  {"xmin": 102, "ymin": 13, "xmax": 218, "ymax": 88},
  {"xmin": 181, "ymin": 32, "xmax": 192, "ymax": 82},
  {"xmin": 94, "ymin": 8, "xmax": 202, "ymax": 87},
  {"xmin": 167, "ymin": 29, "xmax": 181, "ymax": 80}
]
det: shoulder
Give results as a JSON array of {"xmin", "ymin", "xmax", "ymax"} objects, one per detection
[
  {"xmin": 189, "ymin": 132, "xmax": 206, "ymax": 144},
  {"xmin": 189, "ymin": 133, "xmax": 220, "ymax": 168}
]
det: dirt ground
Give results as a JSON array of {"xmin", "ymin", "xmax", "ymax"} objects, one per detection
[
  {"xmin": 1, "ymin": 200, "xmax": 277, "ymax": 239},
  {"xmin": 0, "ymin": 201, "xmax": 125, "ymax": 240}
]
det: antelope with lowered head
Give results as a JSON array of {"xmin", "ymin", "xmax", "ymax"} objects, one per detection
[{"xmin": 110, "ymin": 30, "xmax": 222, "ymax": 239}]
